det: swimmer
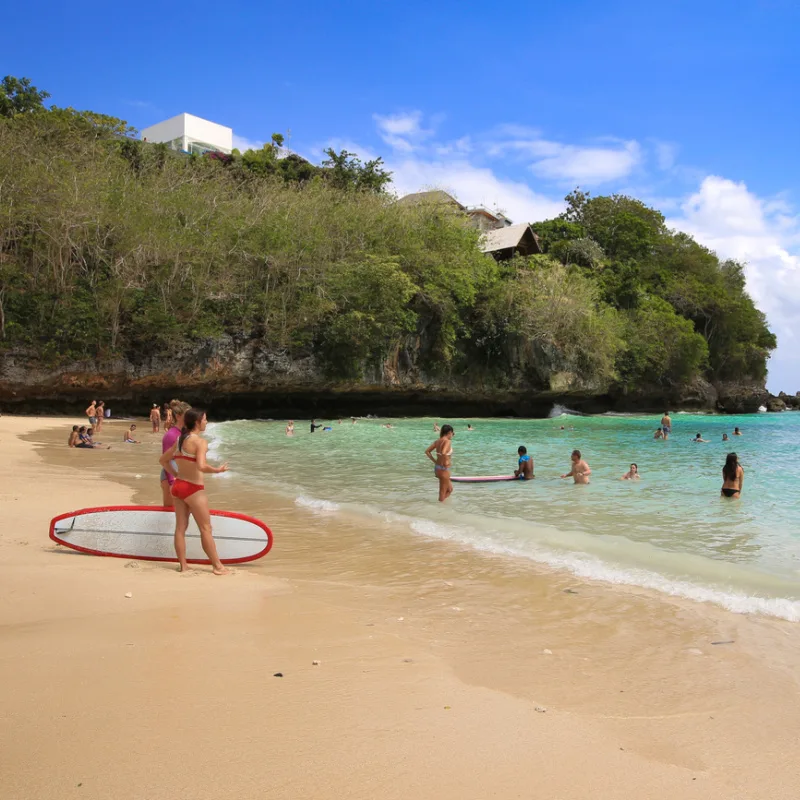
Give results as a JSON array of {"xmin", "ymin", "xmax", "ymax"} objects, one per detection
[
  {"xmin": 660, "ymin": 411, "xmax": 672, "ymax": 439},
  {"xmin": 338, "ymin": 419, "xmax": 343, "ymax": 425},
  {"xmin": 310, "ymin": 419, "xmax": 323, "ymax": 433},
  {"xmin": 159, "ymin": 408, "xmax": 230, "ymax": 574},
  {"xmin": 425, "ymin": 424, "xmax": 454, "ymax": 502},
  {"xmin": 68, "ymin": 425, "xmax": 79, "ymax": 447},
  {"xmin": 721, "ymin": 452, "xmax": 744, "ymax": 499},
  {"xmin": 433, "ymin": 422, "xmax": 440, "ymax": 432},
  {"xmin": 514, "ymin": 446, "xmax": 534, "ymax": 480},
  {"xmin": 161, "ymin": 401, "xmax": 190, "ymax": 507},
  {"xmin": 561, "ymin": 449, "xmax": 591, "ymax": 484},
  {"xmin": 734, "ymin": 427, "xmax": 743, "ymax": 436},
  {"xmin": 467, "ymin": 424, "xmax": 474, "ymax": 431},
  {"xmin": 150, "ymin": 403, "xmax": 160, "ymax": 433},
  {"xmin": 383, "ymin": 423, "xmax": 394, "ymax": 429},
  {"xmin": 124, "ymin": 424, "xmax": 140, "ymax": 444},
  {"xmin": 722, "ymin": 433, "xmax": 730, "ymax": 442},
  {"xmin": 285, "ymin": 420, "xmax": 295, "ymax": 436},
  {"xmin": 653, "ymin": 428, "xmax": 664, "ymax": 440},
  {"xmin": 693, "ymin": 433, "xmax": 709, "ymax": 443},
  {"xmin": 621, "ymin": 463, "xmax": 640, "ymax": 480},
  {"xmin": 352, "ymin": 418, "xmax": 357, "ymax": 425}
]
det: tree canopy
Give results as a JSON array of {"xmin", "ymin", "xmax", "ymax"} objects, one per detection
[{"xmin": 0, "ymin": 77, "xmax": 775, "ymax": 393}]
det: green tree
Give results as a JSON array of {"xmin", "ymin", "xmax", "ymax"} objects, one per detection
[{"xmin": 0, "ymin": 76, "xmax": 50, "ymax": 117}]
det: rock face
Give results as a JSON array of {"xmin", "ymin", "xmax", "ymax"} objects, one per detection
[{"xmin": 0, "ymin": 344, "xmax": 776, "ymax": 418}]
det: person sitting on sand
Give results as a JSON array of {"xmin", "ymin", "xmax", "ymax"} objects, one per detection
[
  {"xmin": 159, "ymin": 408, "xmax": 230, "ymax": 575},
  {"xmin": 425, "ymin": 424, "xmax": 454, "ymax": 502},
  {"xmin": 124, "ymin": 425, "xmax": 140, "ymax": 444},
  {"xmin": 561, "ymin": 449, "xmax": 591, "ymax": 484},
  {"xmin": 285, "ymin": 420, "xmax": 295, "ymax": 436},
  {"xmin": 87, "ymin": 428, "xmax": 111, "ymax": 449},
  {"xmin": 515, "ymin": 446, "xmax": 534, "ymax": 480},
  {"xmin": 693, "ymin": 433, "xmax": 709, "ymax": 443},
  {"xmin": 722, "ymin": 433, "xmax": 730, "ymax": 442},
  {"xmin": 721, "ymin": 452, "xmax": 744, "ymax": 499},
  {"xmin": 76, "ymin": 426, "xmax": 95, "ymax": 449},
  {"xmin": 68, "ymin": 426, "xmax": 79, "ymax": 447},
  {"xmin": 621, "ymin": 463, "xmax": 640, "ymax": 480},
  {"xmin": 150, "ymin": 404, "xmax": 161, "ymax": 433},
  {"xmin": 653, "ymin": 428, "xmax": 664, "ymax": 440},
  {"xmin": 734, "ymin": 427, "xmax": 743, "ymax": 436}
]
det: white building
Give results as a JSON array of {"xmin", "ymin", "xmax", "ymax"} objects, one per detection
[{"xmin": 140, "ymin": 113, "xmax": 233, "ymax": 155}]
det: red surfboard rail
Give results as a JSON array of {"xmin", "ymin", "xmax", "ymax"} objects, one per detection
[{"xmin": 49, "ymin": 505, "xmax": 273, "ymax": 565}]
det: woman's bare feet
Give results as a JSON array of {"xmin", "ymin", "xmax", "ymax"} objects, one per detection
[
  {"xmin": 212, "ymin": 564, "xmax": 230, "ymax": 576},
  {"xmin": 177, "ymin": 563, "xmax": 191, "ymax": 573}
]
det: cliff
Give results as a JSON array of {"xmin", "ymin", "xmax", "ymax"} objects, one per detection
[{"xmin": 0, "ymin": 341, "xmax": 773, "ymax": 419}]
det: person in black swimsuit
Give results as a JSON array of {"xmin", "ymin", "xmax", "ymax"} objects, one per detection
[{"xmin": 721, "ymin": 452, "xmax": 744, "ymax": 498}]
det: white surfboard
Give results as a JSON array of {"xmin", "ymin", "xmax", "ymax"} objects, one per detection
[
  {"xmin": 451, "ymin": 475, "xmax": 518, "ymax": 483},
  {"xmin": 50, "ymin": 506, "xmax": 273, "ymax": 565}
]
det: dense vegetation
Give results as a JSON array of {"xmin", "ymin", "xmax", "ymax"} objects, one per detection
[{"xmin": 0, "ymin": 76, "xmax": 775, "ymax": 392}]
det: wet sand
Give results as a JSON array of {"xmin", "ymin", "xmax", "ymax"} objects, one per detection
[{"xmin": 2, "ymin": 416, "xmax": 800, "ymax": 799}]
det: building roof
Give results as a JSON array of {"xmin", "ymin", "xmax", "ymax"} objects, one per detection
[
  {"xmin": 479, "ymin": 222, "xmax": 539, "ymax": 253},
  {"xmin": 396, "ymin": 190, "xmax": 465, "ymax": 210}
]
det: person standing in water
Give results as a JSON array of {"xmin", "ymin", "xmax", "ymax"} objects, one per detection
[
  {"xmin": 721, "ymin": 452, "xmax": 744, "ymax": 498},
  {"xmin": 561, "ymin": 449, "xmax": 591, "ymax": 484},
  {"xmin": 515, "ymin": 446, "xmax": 534, "ymax": 480},
  {"xmin": 734, "ymin": 427, "xmax": 743, "ymax": 436},
  {"xmin": 159, "ymin": 408, "xmax": 229, "ymax": 575},
  {"xmin": 160, "ymin": 401, "xmax": 190, "ymax": 507},
  {"xmin": 150, "ymin": 404, "xmax": 161, "ymax": 433},
  {"xmin": 285, "ymin": 420, "xmax": 295, "ymax": 436},
  {"xmin": 310, "ymin": 419, "xmax": 323, "ymax": 433},
  {"xmin": 425, "ymin": 424, "xmax": 454, "ymax": 502},
  {"xmin": 722, "ymin": 433, "xmax": 730, "ymax": 442},
  {"xmin": 621, "ymin": 463, "xmax": 640, "ymax": 480},
  {"xmin": 660, "ymin": 411, "xmax": 672, "ymax": 439}
]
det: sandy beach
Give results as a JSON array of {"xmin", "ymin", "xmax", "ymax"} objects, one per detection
[{"xmin": 2, "ymin": 416, "xmax": 800, "ymax": 800}]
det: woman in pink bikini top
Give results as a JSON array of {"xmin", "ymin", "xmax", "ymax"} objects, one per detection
[{"xmin": 159, "ymin": 408, "xmax": 230, "ymax": 575}]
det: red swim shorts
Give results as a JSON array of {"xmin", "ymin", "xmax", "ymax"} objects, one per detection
[{"xmin": 171, "ymin": 479, "xmax": 204, "ymax": 501}]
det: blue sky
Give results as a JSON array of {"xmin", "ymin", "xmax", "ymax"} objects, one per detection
[{"xmin": 4, "ymin": 0, "xmax": 800, "ymax": 390}]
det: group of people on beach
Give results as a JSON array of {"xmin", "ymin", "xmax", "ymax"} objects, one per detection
[
  {"xmin": 66, "ymin": 400, "xmax": 109, "ymax": 448},
  {"xmin": 425, "ymin": 412, "xmax": 745, "ymax": 503}
]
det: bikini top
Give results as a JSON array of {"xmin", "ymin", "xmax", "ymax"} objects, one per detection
[
  {"xmin": 519, "ymin": 454, "xmax": 531, "ymax": 463},
  {"xmin": 175, "ymin": 433, "xmax": 198, "ymax": 461}
]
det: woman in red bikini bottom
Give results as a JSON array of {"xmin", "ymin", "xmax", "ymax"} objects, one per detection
[{"xmin": 159, "ymin": 408, "xmax": 229, "ymax": 575}]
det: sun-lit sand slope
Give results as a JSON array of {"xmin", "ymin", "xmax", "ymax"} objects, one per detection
[{"xmin": 2, "ymin": 416, "xmax": 800, "ymax": 800}]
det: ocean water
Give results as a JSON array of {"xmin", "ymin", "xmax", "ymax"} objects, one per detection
[{"xmin": 207, "ymin": 411, "xmax": 800, "ymax": 621}]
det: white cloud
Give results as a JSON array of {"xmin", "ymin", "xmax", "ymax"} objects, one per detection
[
  {"xmin": 529, "ymin": 140, "xmax": 641, "ymax": 185},
  {"xmin": 387, "ymin": 157, "xmax": 565, "ymax": 223},
  {"xmin": 669, "ymin": 176, "xmax": 800, "ymax": 391},
  {"xmin": 373, "ymin": 111, "xmax": 434, "ymax": 152},
  {"xmin": 652, "ymin": 141, "xmax": 679, "ymax": 171},
  {"xmin": 232, "ymin": 134, "xmax": 265, "ymax": 152}
]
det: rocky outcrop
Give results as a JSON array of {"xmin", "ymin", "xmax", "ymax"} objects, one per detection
[{"xmin": 0, "ymin": 343, "xmax": 779, "ymax": 419}]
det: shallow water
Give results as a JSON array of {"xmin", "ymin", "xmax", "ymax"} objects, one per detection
[{"xmin": 207, "ymin": 412, "xmax": 800, "ymax": 620}]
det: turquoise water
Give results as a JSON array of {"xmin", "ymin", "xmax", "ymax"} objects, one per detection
[{"xmin": 208, "ymin": 411, "xmax": 800, "ymax": 620}]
